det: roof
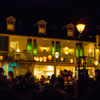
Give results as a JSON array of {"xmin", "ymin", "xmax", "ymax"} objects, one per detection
[{"xmin": 0, "ymin": 16, "xmax": 97, "ymax": 42}]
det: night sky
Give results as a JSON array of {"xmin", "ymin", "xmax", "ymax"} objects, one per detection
[{"xmin": 0, "ymin": 0, "xmax": 100, "ymax": 37}]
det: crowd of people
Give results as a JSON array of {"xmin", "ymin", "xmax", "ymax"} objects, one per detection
[{"xmin": 0, "ymin": 68, "xmax": 100, "ymax": 100}]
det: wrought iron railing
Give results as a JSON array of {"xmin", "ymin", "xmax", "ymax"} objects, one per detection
[{"xmin": 7, "ymin": 51, "xmax": 96, "ymax": 66}]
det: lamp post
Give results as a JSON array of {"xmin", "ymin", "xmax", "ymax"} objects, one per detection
[{"xmin": 76, "ymin": 23, "xmax": 85, "ymax": 80}]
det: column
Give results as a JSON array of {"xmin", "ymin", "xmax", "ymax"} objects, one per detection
[{"xmin": 54, "ymin": 65, "xmax": 56, "ymax": 76}]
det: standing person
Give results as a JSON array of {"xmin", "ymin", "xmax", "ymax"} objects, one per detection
[
  {"xmin": 50, "ymin": 74, "xmax": 56, "ymax": 86},
  {"xmin": 40, "ymin": 75, "xmax": 45, "ymax": 85},
  {"xmin": 0, "ymin": 68, "xmax": 7, "ymax": 85},
  {"xmin": 8, "ymin": 71, "xmax": 14, "ymax": 81}
]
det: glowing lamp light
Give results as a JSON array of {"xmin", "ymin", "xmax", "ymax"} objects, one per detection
[
  {"xmin": 55, "ymin": 52, "xmax": 59, "ymax": 58},
  {"xmin": 89, "ymin": 49, "xmax": 92, "ymax": 53},
  {"xmin": 40, "ymin": 57, "xmax": 43, "ymax": 62},
  {"xmin": 47, "ymin": 66, "xmax": 54, "ymax": 71},
  {"xmin": 43, "ymin": 56, "xmax": 47, "ymax": 62},
  {"xmin": 76, "ymin": 24, "xmax": 85, "ymax": 33},
  {"xmin": 38, "ymin": 70, "xmax": 41, "ymax": 74},
  {"xmin": 36, "ymin": 57, "xmax": 39, "ymax": 62},
  {"xmin": 34, "ymin": 56, "xmax": 37, "ymax": 61},
  {"xmin": 16, "ymin": 49, "xmax": 20, "ymax": 52},
  {"xmin": 43, "ymin": 47, "xmax": 46, "ymax": 51},
  {"xmin": 0, "ymin": 56, "xmax": 3, "ymax": 60},
  {"xmin": 94, "ymin": 60, "xmax": 98, "ymax": 65},
  {"xmin": 48, "ymin": 55, "xmax": 52, "ymax": 61},
  {"xmin": 70, "ymin": 58, "xmax": 74, "ymax": 63},
  {"xmin": 81, "ymin": 58, "xmax": 84, "ymax": 65},
  {"xmin": 64, "ymin": 47, "xmax": 69, "ymax": 55},
  {"xmin": 61, "ymin": 57, "xmax": 64, "ymax": 61},
  {"xmin": 97, "ymin": 49, "xmax": 99, "ymax": 52}
]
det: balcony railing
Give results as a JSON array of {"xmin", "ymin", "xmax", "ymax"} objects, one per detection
[{"xmin": 8, "ymin": 51, "xmax": 95, "ymax": 66}]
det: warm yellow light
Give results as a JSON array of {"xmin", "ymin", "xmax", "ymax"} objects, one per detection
[
  {"xmin": 89, "ymin": 49, "xmax": 92, "ymax": 53},
  {"xmin": 55, "ymin": 52, "xmax": 59, "ymax": 58},
  {"xmin": 36, "ymin": 57, "xmax": 39, "ymax": 61},
  {"xmin": 94, "ymin": 60, "xmax": 98, "ymax": 65},
  {"xmin": 38, "ymin": 70, "xmax": 41, "ymax": 74},
  {"xmin": 47, "ymin": 66, "xmax": 54, "ymax": 71},
  {"xmin": 40, "ymin": 57, "xmax": 43, "ymax": 62},
  {"xmin": 0, "ymin": 56, "xmax": 3, "ymax": 60},
  {"xmin": 61, "ymin": 57, "xmax": 64, "ymax": 61},
  {"xmin": 43, "ymin": 47, "xmax": 46, "ymax": 50},
  {"xmin": 48, "ymin": 55, "xmax": 52, "ymax": 61},
  {"xmin": 64, "ymin": 47, "xmax": 69, "ymax": 55},
  {"xmin": 76, "ymin": 24, "xmax": 85, "ymax": 33},
  {"xmin": 16, "ymin": 49, "xmax": 20, "ymax": 52},
  {"xmin": 43, "ymin": 56, "xmax": 47, "ymax": 62},
  {"xmin": 70, "ymin": 58, "xmax": 74, "ymax": 63},
  {"xmin": 34, "ymin": 56, "xmax": 37, "ymax": 61},
  {"xmin": 7, "ymin": 24, "xmax": 14, "ymax": 30},
  {"xmin": 97, "ymin": 49, "xmax": 99, "ymax": 52},
  {"xmin": 81, "ymin": 58, "xmax": 84, "ymax": 65},
  {"xmin": 39, "ymin": 28, "xmax": 45, "ymax": 33}
]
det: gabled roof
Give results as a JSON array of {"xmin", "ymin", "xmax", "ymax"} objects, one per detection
[{"xmin": 6, "ymin": 16, "xmax": 16, "ymax": 22}]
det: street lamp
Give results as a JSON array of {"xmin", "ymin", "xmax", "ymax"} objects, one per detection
[
  {"xmin": 76, "ymin": 23, "xmax": 86, "ymax": 80},
  {"xmin": 76, "ymin": 24, "xmax": 85, "ymax": 34}
]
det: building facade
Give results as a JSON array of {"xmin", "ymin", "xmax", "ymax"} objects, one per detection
[
  {"xmin": 0, "ymin": 33, "xmax": 96, "ymax": 79},
  {"xmin": 0, "ymin": 16, "xmax": 99, "ymax": 79}
]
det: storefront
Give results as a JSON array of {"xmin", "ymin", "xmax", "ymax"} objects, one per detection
[{"xmin": 34, "ymin": 64, "xmax": 75, "ymax": 79}]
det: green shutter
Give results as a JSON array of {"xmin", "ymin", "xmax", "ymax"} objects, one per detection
[
  {"xmin": 76, "ymin": 46, "xmax": 79, "ymax": 57},
  {"xmin": 56, "ymin": 45, "xmax": 61, "ymax": 56},
  {"xmin": 52, "ymin": 45, "xmax": 55, "ymax": 56},
  {"xmin": 33, "ymin": 43, "xmax": 37, "ymax": 55},
  {"xmin": 80, "ymin": 47, "xmax": 83, "ymax": 56},
  {"xmin": 27, "ymin": 43, "xmax": 32, "ymax": 52}
]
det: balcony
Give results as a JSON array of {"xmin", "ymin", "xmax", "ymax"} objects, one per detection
[{"xmin": 7, "ymin": 49, "xmax": 96, "ymax": 67}]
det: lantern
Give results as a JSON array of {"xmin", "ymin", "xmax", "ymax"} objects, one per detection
[
  {"xmin": 16, "ymin": 49, "xmax": 20, "ymax": 52},
  {"xmin": 61, "ymin": 57, "xmax": 64, "ymax": 61},
  {"xmin": 76, "ymin": 24, "xmax": 85, "ymax": 33},
  {"xmin": 34, "ymin": 56, "xmax": 37, "ymax": 61},
  {"xmin": 48, "ymin": 55, "xmax": 52, "ymax": 61},
  {"xmin": 36, "ymin": 57, "xmax": 39, "ymax": 62},
  {"xmin": 94, "ymin": 60, "xmax": 98, "ymax": 65},
  {"xmin": 38, "ymin": 70, "xmax": 41, "ymax": 74},
  {"xmin": 70, "ymin": 58, "xmax": 74, "ymax": 63},
  {"xmin": 40, "ymin": 57, "xmax": 43, "ymax": 62},
  {"xmin": 64, "ymin": 47, "xmax": 69, "ymax": 55},
  {"xmin": 55, "ymin": 52, "xmax": 59, "ymax": 58},
  {"xmin": 0, "ymin": 56, "xmax": 3, "ymax": 60},
  {"xmin": 43, "ymin": 56, "xmax": 47, "ymax": 62}
]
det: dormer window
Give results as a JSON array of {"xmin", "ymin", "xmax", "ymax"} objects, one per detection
[
  {"xmin": 7, "ymin": 22, "xmax": 14, "ymax": 30},
  {"xmin": 39, "ymin": 24, "xmax": 45, "ymax": 33},
  {"xmin": 6, "ymin": 16, "xmax": 16, "ymax": 32},
  {"xmin": 37, "ymin": 20, "xmax": 47, "ymax": 35},
  {"xmin": 67, "ymin": 23, "xmax": 75, "ymax": 37}
]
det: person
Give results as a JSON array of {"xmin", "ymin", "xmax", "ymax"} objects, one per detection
[
  {"xmin": 50, "ymin": 74, "xmax": 56, "ymax": 86},
  {"xmin": 56, "ymin": 75, "xmax": 64, "ymax": 89},
  {"xmin": 8, "ymin": 71, "xmax": 14, "ymax": 81},
  {"xmin": 40, "ymin": 75, "xmax": 45, "ymax": 85},
  {"xmin": 94, "ymin": 69, "xmax": 100, "ymax": 83},
  {"xmin": 62, "ymin": 70, "xmax": 68, "ymax": 81}
]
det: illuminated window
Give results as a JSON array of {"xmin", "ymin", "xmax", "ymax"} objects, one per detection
[
  {"xmin": 39, "ymin": 28, "xmax": 45, "ymax": 33},
  {"xmin": 56, "ymin": 41, "xmax": 61, "ymax": 57},
  {"xmin": 52, "ymin": 41, "xmax": 55, "ymax": 56},
  {"xmin": 6, "ymin": 16, "xmax": 16, "ymax": 32},
  {"xmin": 33, "ymin": 39, "xmax": 37, "ymax": 55},
  {"xmin": 7, "ymin": 24, "xmax": 14, "ymax": 30},
  {"xmin": 37, "ymin": 20, "xmax": 47, "ymax": 35},
  {"xmin": 27, "ymin": 39, "xmax": 32, "ymax": 52},
  {"xmin": 67, "ymin": 23, "xmax": 74, "ymax": 37}
]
